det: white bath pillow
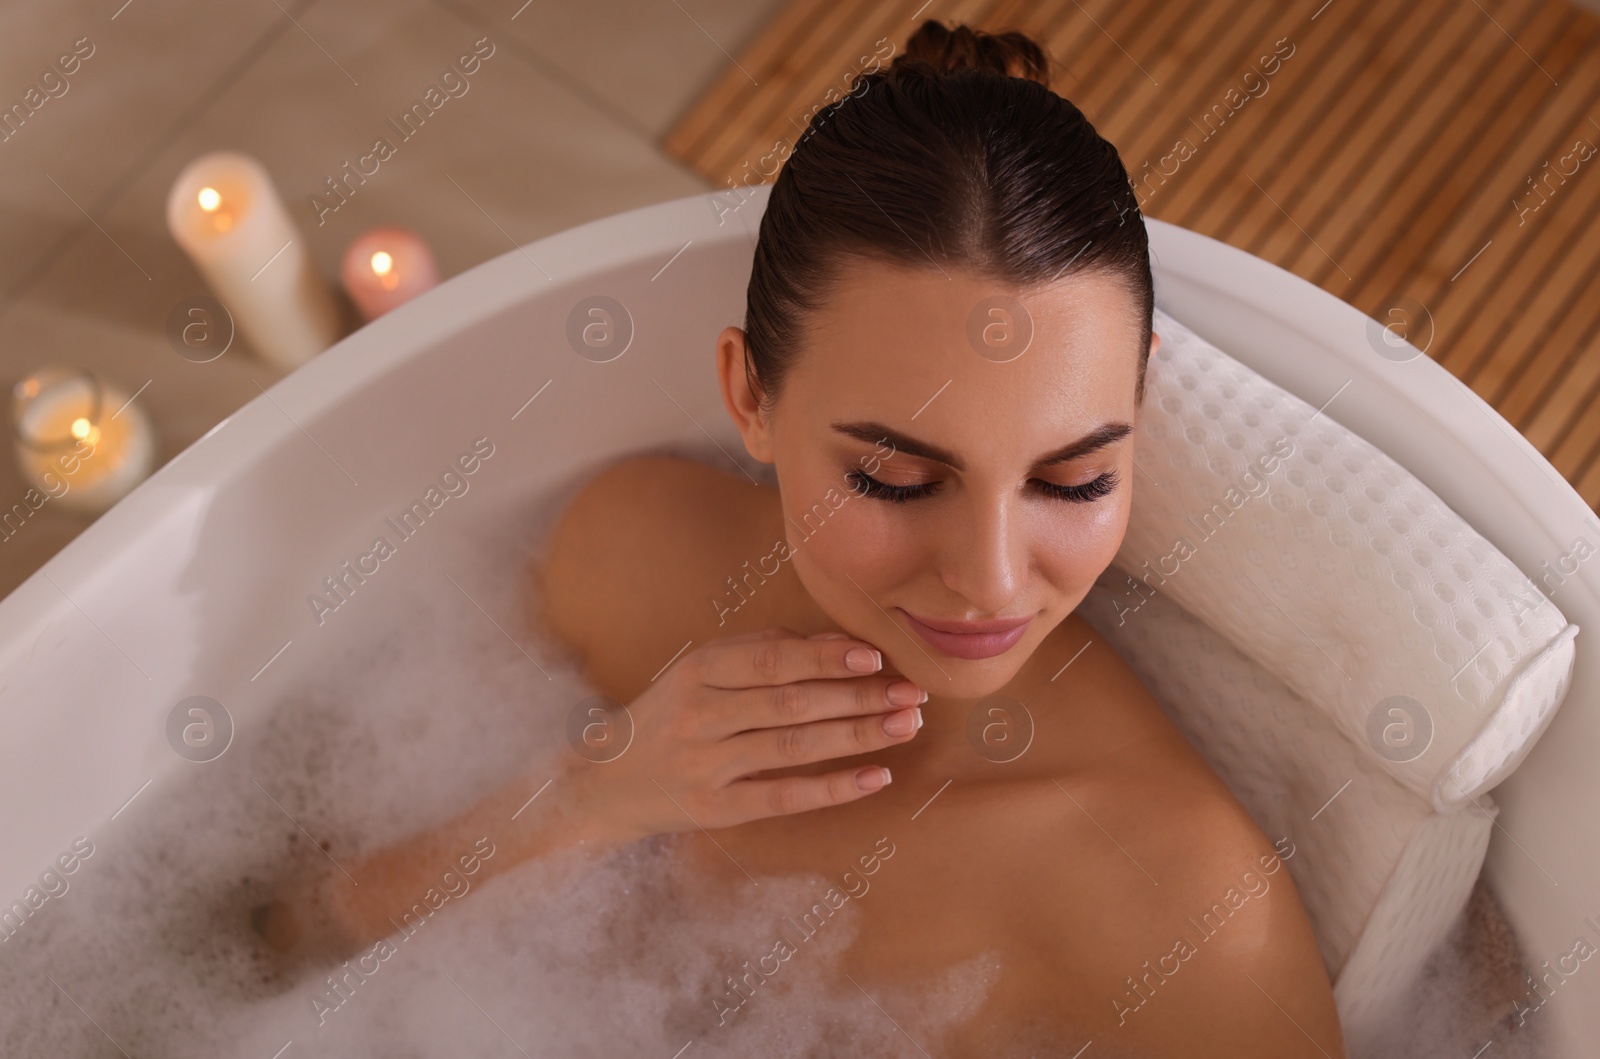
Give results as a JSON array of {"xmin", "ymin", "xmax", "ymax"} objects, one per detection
[
  {"xmin": 1104, "ymin": 307, "xmax": 1581, "ymax": 813},
  {"xmin": 1076, "ymin": 574, "xmax": 1491, "ymax": 1050}
]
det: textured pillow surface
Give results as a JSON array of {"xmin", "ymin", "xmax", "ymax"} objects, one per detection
[{"xmin": 1101, "ymin": 307, "xmax": 1580, "ymax": 814}]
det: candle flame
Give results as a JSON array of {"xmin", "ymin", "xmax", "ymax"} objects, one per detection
[
  {"xmin": 198, "ymin": 187, "xmax": 222, "ymax": 212},
  {"xmin": 70, "ymin": 417, "xmax": 92, "ymax": 440},
  {"xmin": 370, "ymin": 251, "xmax": 394, "ymax": 276}
]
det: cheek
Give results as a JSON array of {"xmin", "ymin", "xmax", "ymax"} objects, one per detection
[
  {"xmin": 781, "ymin": 478, "xmax": 942, "ymax": 653},
  {"xmin": 1090, "ymin": 492, "xmax": 1132, "ymax": 563},
  {"xmin": 1028, "ymin": 491, "xmax": 1130, "ymax": 585},
  {"xmin": 788, "ymin": 493, "xmax": 916, "ymax": 604}
]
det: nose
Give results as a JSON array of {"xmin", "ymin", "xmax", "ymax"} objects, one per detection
[{"xmin": 936, "ymin": 487, "xmax": 1026, "ymax": 615}]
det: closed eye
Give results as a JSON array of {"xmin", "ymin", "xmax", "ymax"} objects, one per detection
[{"xmin": 844, "ymin": 470, "xmax": 1119, "ymax": 504}]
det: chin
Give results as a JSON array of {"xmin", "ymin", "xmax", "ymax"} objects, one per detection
[{"xmin": 889, "ymin": 649, "xmax": 1028, "ymax": 704}]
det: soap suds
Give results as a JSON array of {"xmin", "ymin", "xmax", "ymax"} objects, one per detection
[
  {"xmin": 1364, "ymin": 877, "xmax": 1553, "ymax": 1059},
  {"xmin": 0, "ymin": 491, "xmax": 997, "ymax": 1058}
]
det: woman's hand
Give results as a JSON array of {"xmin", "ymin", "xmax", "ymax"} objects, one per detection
[
  {"xmin": 248, "ymin": 625, "xmax": 923, "ymax": 970},
  {"xmin": 572, "ymin": 625, "xmax": 926, "ymax": 845}
]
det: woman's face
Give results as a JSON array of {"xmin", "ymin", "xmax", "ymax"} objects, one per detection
[{"xmin": 718, "ymin": 257, "xmax": 1158, "ymax": 701}]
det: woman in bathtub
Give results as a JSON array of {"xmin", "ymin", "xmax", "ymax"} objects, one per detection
[{"xmin": 256, "ymin": 20, "xmax": 1346, "ymax": 1057}]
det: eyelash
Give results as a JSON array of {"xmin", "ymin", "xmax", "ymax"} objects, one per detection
[{"xmin": 844, "ymin": 469, "xmax": 1120, "ymax": 504}]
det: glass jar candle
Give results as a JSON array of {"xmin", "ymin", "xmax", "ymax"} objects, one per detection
[{"xmin": 12, "ymin": 367, "xmax": 158, "ymax": 516}]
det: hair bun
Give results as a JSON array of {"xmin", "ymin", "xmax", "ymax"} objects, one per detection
[{"xmin": 896, "ymin": 20, "xmax": 1050, "ymax": 85}]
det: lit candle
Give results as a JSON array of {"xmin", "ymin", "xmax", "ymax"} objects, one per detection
[
  {"xmin": 11, "ymin": 367, "xmax": 158, "ymax": 516},
  {"xmin": 165, "ymin": 151, "xmax": 342, "ymax": 372},
  {"xmin": 340, "ymin": 227, "xmax": 440, "ymax": 321}
]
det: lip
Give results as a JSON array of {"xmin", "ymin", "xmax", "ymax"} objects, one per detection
[{"xmin": 897, "ymin": 608, "xmax": 1034, "ymax": 660}]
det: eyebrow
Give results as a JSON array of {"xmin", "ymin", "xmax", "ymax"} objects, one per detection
[{"xmin": 830, "ymin": 419, "xmax": 1134, "ymax": 472}]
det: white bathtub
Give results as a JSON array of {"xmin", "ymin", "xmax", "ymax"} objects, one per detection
[{"xmin": 2, "ymin": 185, "xmax": 1595, "ymax": 1052}]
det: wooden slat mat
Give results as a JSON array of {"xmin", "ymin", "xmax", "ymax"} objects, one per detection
[{"xmin": 666, "ymin": 0, "xmax": 1600, "ymax": 512}]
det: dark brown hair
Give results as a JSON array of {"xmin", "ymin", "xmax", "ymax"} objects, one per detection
[{"xmin": 743, "ymin": 20, "xmax": 1151, "ymax": 412}]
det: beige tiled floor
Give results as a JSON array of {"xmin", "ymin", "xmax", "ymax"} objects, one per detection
[{"xmin": 0, "ymin": 0, "xmax": 784, "ymax": 599}]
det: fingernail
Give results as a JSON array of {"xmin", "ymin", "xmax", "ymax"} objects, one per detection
[
  {"xmin": 914, "ymin": 706, "xmax": 923, "ymax": 729},
  {"xmin": 845, "ymin": 647, "xmax": 882, "ymax": 673},
  {"xmin": 856, "ymin": 766, "xmax": 891, "ymax": 791},
  {"xmin": 883, "ymin": 708, "xmax": 917, "ymax": 737},
  {"xmin": 885, "ymin": 679, "xmax": 921, "ymax": 707}
]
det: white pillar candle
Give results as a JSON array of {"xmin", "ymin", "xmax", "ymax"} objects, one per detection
[
  {"xmin": 340, "ymin": 227, "xmax": 440, "ymax": 321},
  {"xmin": 11, "ymin": 367, "xmax": 158, "ymax": 516},
  {"xmin": 165, "ymin": 151, "xmax": 342, "ymax": 372}
]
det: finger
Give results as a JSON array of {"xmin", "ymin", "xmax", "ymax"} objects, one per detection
[
  {"xmin": 719, "ymin": 705, "xmax": 921, "ymax": 778},
  {"xmin": 724, "ymin": 765, "xmax": 893, "ymax": 820},
  {"xmin": 695, "ymin": 633, "xmax": 882, "ymax": 690},
  {"xmin": 704, "ymin": 674, "xmax": 926, "ymax": 736}
]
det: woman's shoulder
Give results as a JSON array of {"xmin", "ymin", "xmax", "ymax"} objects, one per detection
[
  {"xmin": 1001, "ymin": 620, "xmax": 1345, "ymax": 1052},
  {"xmin": 527, "ymin": 453, "xmax": 783, "ymax": 701},
  {"xmin": 1019, "ymin": 613, "xmax": 1289, "ymax": 914}
]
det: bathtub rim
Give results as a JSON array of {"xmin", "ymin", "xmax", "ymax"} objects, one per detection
[{"xmin": 0, "ymin": 184, "xmax": 1593, "ymax": 1052}]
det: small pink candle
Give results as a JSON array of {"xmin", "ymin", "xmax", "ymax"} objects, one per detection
[{"xmin": 340, "ymin": 227, "xmax": 439, "ymax": 321}]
